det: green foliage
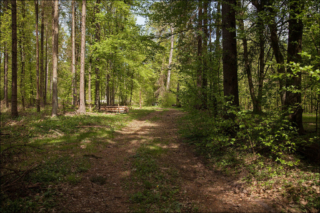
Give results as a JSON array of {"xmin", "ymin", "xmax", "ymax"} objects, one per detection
[
  {"xmin": 159, "ymin": 92, "xmax": 176, "ymax": 107},
  {"xmin": 27, "ymin": 156, "xmax": 90, "ymax": 184}
]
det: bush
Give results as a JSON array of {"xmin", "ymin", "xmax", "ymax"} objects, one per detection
[{"xmin": 159, "ymin": 92, "xmax": 176, "ymax": 107}]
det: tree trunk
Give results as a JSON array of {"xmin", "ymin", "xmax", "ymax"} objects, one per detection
[
  {"xmin": 202, "ymin": 0, "xmax": 208, "ymax": 109},
  {"xmin": 197, "ymin": 1, "xmax": 202, "ymax": 109},
  {"xmin": 166, "ymin": 25, "xmax": 174, "ymax": 91},
  {"xmin": 139, "ymin": 87, "xmax": 142, "ymax": 109},
  {"xmin": 285, "ymin": 0, "xmax": 304, "ymax": 134},
  {"xmin": 222, "ymin": 0, "xmax": 239, "ymax": 108},
  {"xmin": 266, "ymin": 3, "xmax": 286, "ymax": 105},
  {"xmin": 238, "ymin": 3, "xmax": 259, "ymax": 113},
  {"xmin": 88, "ymin": 57, "xmax": 92, "ymax": 110},
  {"xmin": 20, "ymin": 0, "xmax": 26, "ymax": 110},
  {"xmin": 95, "ymin": 0, "xmax": 101, "ymax": 110},
  {"xmin": 40, "ymin": 0, "xmax": 45, "ymax": 108},
  {"xmin": 72, "ymin": 0, "xmax": 76, "ymax": 106},
  {"xmin": 215, "ymin": 1, "xmax": 221, "ymax": 106},
  {"xmin": 78, "ymin": 0, "xmax": 86, "ymax": 113},
  {"xmin": 52, "ymin": 0, "xmax": 59, "ymax": 117},
  {"xmin": 44, "ymin": 24, "xmax": 48, "ymax": 105},
  {"xmin": 11, "ymin": 0, "xmax": 18, "ymax": 117},
  {"xmin": 35, "ymin": 0, "xmax": 40, "ymax": 112},
  {"xmin": 4, "ymin": 0, "xmax": 9, "ymax": 108}
]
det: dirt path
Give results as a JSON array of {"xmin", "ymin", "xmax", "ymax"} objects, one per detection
[{"xmin": 57, "ymin": 109, "xmax": 277, "ymax": 212}]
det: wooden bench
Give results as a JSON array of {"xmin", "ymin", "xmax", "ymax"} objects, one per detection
[{"xmin": 100, "ymin": 105, "xmax": 129, "ymax": 113}]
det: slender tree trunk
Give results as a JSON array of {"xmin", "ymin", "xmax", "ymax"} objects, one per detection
[
  {"xmin": 266, "ymin": 4, "xmax": 286, "ymax": 105},
  {"xmin": 44, "ymin": 25, "xmax": 48, "ymax": 105},
  {"xmin": 285, "ymin": 0, "xmax": 304, "ymax": 134},
  {"xmin": 95, "ymin": 0, "xmax": 100, "ymax": 110},
  {"xmin": 139, "ymin": 87, "xmax": 142, "ymax": 109},
  {"xmin": 40, "ymin": 0, "xmax": 45, "ymax": 107},
  {"xmin": 88, "ymin": 57, "xmax": 92, "ymax": 110},
  {"xmin": 78, "ymin": 0, "xmax": 86, "ymax": 113},
  {"xmin": 35, "ymin": 0, "xmax": 40, "ymax": 112},
  {"xmin": 71, "ymin": 0, "xmax": 76, "ymax": 106},
  {"xmin": 11, "ymin": 0, "xmax": 18, "ymax": 117},
  {"xmin": 107, "ymin": 73, "xmax": 110, "ymax": 105},
  {"xmin": 215, "ymin": 1, "xmax": 221, "ymax": 101},
  {"xmin": 222, "ymin": 0, "xmax": 239, "ymax": 108},
  {"xmin": 238, "ymin": 4, "xmax": 258, "ymax": 113},
  {"xmin": 20, "ymin": 0, "xmax": 26, "ymax": 110},
  {"xmin": 166, "ymin": 25, "xmax": 174, "ymax": 91},
  {"xmin": 130, "ymin": 72, "xmax": 133, "ymax": 105},
  {"xmin": 4, "ymin": 0, "xmax": 8, "ymax": 108},
  {"xmin": 257, "ymin": 21, "xmax": 265, "ymax": 113},
  {"xmin": 202, "ymin": 0, "xmax": 208, "ymax": 109},
  {"xmin": 196, "ymin": 1, "xmax": 203, "ymax": 109},
  {"xmin": 52, "ymin": 0, "xmax": 59, "ymax": 117}
]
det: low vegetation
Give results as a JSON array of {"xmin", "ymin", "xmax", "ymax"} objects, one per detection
[{"xmin": 0, "ymin": 106, "xmax": 154, "ymax": 213}]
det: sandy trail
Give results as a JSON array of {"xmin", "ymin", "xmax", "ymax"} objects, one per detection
[{"xmin": 57, "ymin": 108, "xmax": 277, "ymax": 212}]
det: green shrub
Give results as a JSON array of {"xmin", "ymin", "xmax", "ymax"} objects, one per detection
[{"xmin": 159, "ymin": 92, "xmax": 176, "ymax": 107}]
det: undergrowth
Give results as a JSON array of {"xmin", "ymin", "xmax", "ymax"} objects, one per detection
[{"xmin": 179, "ymin": 106, "xmax": 320, "ymax": 212}]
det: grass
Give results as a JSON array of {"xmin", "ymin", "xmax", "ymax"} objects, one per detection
[
  {"xmin": 127, "ymin": 139, "xmax": 182, "ymax": 212},
  {"xmin": 0, "ymin": 104, "xmax": 156, "ymax": 213}
]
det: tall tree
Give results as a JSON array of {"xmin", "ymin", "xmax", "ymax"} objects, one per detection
[
  {"xmin": 11, "ymin": 0, "xmax": 18, "ymax": 117},
  {"xmin": 202, "ymin": 0, "xmax": 208, "ymax": 109},
  {"xmin": 222, "ymin": 0, "xmax": 239, "ymax": 108},
  {"xmin": 95, "ymin": 0, "xmax": 101, "ymax": 110},
  {"xmin": 285, "ymin": 0, "xmax": 304, "ymax": 134},
  {"xmin": 52, "ymin": 0, "xmax": 59, "ymax": 117},
  {"xmin": 166, "ymin": 25, "xmax": 174, "ymax": 91},
  {"xmin": 4, "ymin": 0, "xmax": 8, "ymax": 108},
  {"xmin": 196, "ymin": 1, "xmax": 203, "ymax": 109},
  {"xmin": 44, "ymin": 24, "xmax": 48, "ymax": 105},
  {"xmin": 40, "ymin": 0, "xmax": 45, "ymax": 107},
  {"xmin": 35, "ymin": 0, "xmax": 40, "ymax": 112},
  {"xmin": 72, "ymin": 0, "xmax": 76, "ymax": 106},
  {"xmin": 78, "ymin": 0, "xmax": 86, "ymax": 113},
  {"xmin": 20, "ymin": 0, "xmax": 26, "ymax": 110}
]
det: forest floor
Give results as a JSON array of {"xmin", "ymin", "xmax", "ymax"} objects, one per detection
[
  {"xmin": 1, "ymin": 106, "xmax": 319, "ymax": 212},
  {"xmin": 54, "ymin": 108, "xmax": 278, "ymax": 212}
]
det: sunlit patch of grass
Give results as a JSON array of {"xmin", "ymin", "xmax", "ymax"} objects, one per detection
[
  {"xmin": 1, "ymin": 107, "xmax": 156, "ymax": 213},
  {"xmin": 128, "ymin": 138, "xmax": 180, "ymax": 212}
]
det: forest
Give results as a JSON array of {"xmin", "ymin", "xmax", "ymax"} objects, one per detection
[{"xmin": 0, "ymin": 0, "xmax": 320, "ymax": 212}]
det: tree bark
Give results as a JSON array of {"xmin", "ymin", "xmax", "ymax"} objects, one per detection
[
  {"xmin": 52, "ymin": 0, "xmax": 59, "ymax": 117},
  {"xmin": 20, "ymin": 0, "xmax": 26, "ymax": 110},
  {"xmin": 40, "ymin": 0, "xmax": 45, "ymax": 107},
  {"xmin": 11, "ymin": 0, "xmax": 18, "ymax": 117},
  {"xmin": 202, "ymin": 0, "xmax": 208, "ymax": 109},
  {"xmin": 44, "ymin": 24, "xmax": 48, "ymax": 105},
  {"xmin": 95, "ymin": 0, "xmax": 101, "ymax": 110},
  {"xmin": 222, "ymin": 0, "xmax": 239, "ymax": 108},
  {"xmin": 88, "ymin": 57, "xmax": 92, "ymax": 110},
  {"xmin": 166, "ymin": 25, "xmax": 174, "ymax": 91},
  {"xmin": 196, "ymin": 1, "xmax": 203, "ymax": 109},
  {"xmin": 285, "ymin": 0, "xmax": 304, "ymax": 134},
  {"xmin": 35, "ymin": 0, "xmax": 40, "ymax": 112},
  {"xmin": 4, "ymin": 0, "xmax": 9, "ymax": 108},
  {"xmin": 72, "ymin": 0, "xmax": 76, "ymax": 106},
  {"xmin": 78, "ymin": 0, "xmax": 86, "ymax": 113}
]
